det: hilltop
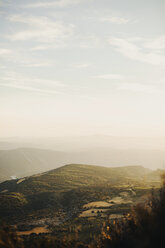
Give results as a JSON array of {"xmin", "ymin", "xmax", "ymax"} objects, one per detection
[{"xmin": 0, "ymin": 164, "xmax": 152, "ymax": 193}]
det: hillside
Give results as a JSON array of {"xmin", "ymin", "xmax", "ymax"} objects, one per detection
[
  {"xmin": 0, "ymin": 164, "xmax": 163, "ymax": 247},
  {"xmin": 0, "ymin": 164, "xmax": 162, "ymax": 219},
  {"xmin": 0, "ymin": 164, "xmax": 151, "ymax": 193},
  {"xmin": 0, "ymin": 148, "xmax": 68, "ymax": 182}
]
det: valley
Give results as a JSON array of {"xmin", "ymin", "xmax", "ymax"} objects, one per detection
[{"xmin": 0, "ymin": 163, "xmax": 163, "ymax": 246}]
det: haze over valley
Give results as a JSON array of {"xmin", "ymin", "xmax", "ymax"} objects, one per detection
[{"xmin": 0, "ymin": 135, "xmax": 165, "ymax": 182}]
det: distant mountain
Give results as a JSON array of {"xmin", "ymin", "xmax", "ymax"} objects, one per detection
[
  {"xmin": 67, "ymin": 148, "xmax": 165, "ymax": 170},
  {"xmin": 0, "ymin": 146, "xmax": 165, "ymax": 182},
  {"xmin": 1, "ymin": 136, "xmax": 165, "ymax": 171},
  {"xmin": 0, "ymin": 148, "xmax": 68, "ymax": 182},
  {"xmin": 1, "ymin": 135, "xmax": 165, "ymax": 151}
]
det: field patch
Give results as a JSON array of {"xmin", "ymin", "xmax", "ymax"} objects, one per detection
[
  {"xmin": 79, "ymin": 208, "xmax": 108, "ymax": 217},
  {"xmin": 17, "ymin": 226, "xmax": 49, "ymax": 236},
  {"xmin": 83, "ymin": 201, "xmax": 113, "ymax": 209},
  {"xmin": 109, "ymin": 214, "xmax": 124, "ymax": 219},
  {"xmin": 17, "ymin": 178, "xmax": 25, "ymax": 184},
  {"xmin": 109, "ymin": 196, "xmax": 133, "ymax": 204}
]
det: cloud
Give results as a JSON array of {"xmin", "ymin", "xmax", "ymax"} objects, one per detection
[
  {"xmin": 13, "ymin": 54, "xmax": 54, "ymax": 67},
  {"xmin": 23, "ymin": 0, "xmax": 92, "ymax": 8},
  {"xmin": 100, "ymin": 16, "xmax": 129, "ymax": 24},
  {"xmin": 0, "ymin": 65, "xmax": 7, "ymax": 69},
  {"xmin": 77, "ymin": 34, "xmax": 102, "ymax": 48},
  {"xmin": 0, "ymin": 46, "xmax": 54, "ymax": 68},
  {"xmin": 23, "ymin": 62, "xmax": 52, "ymax": 68},
  {"xmin": 7, "ymin": 15, "xmax": 74, "ymax": 46},
  {"xmin": 7, "ymin": 14, "xmax": 102, "ymax": 51},
  {"xmin": 29, "ymin": 45, "xmax": 54, "ymax": 51},
  {"xmin": 109, "ymin": 37, "xmax": 165, "ymax": 66},
  {"xmin": 0, "ymin": 73, "xmax": 64, "ymax": 95},
  {"xmin": 88, "ymin": 11, "xmax": 129, "ymax": 25},
  {"xmin": 0, "ymin": 48, "xmax": 11, "ymax": 55},
  {"xmin": 144, "ymin": 36, "xmax": 165, "ymax": 50},
  {"xmin": 0, "ymin": 0, "xmax": 11, "ymax": 7},
  {"xmin": 0, "ymin": 82, "xmax": 63, "ymax": 95},
  {"xmin": 117, "ymin": 82, "xmax": 164, "ymax": 94},
  {"xmin": 75, "ymin": 64, "xmax": 90, "ymax": 68},
  {"xmin": 0, "ymin": 48, "xmax": 13, "ymax": 61},
  {"xmin": 94, "ymin": 74, "xmax": 125, "ymax": 80}
]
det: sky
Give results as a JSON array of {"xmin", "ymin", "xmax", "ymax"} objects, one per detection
[{"xmin": 0, "ymin": 0, "xmax": 165, "ymax": 137}]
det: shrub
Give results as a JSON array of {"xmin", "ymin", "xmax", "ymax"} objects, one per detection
[{"xmin": 100, "ymin": 176, "xmax": 165, "ymax": 248}]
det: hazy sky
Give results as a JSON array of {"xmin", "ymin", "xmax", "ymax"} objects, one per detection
[{"xmin": 0, "ymin": 0, "xmax": 165, "ymax": 137}]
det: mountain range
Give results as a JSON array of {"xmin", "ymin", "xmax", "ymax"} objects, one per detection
[{"xmin": 0, "ymin": 146, "xmax": 165, "ymax": 182}]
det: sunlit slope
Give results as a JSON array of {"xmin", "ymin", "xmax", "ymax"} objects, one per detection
[
  {"xmin": 0, "ymin": 164, "xmax": 163, "ymax": 218},
  {"xmin": 1, "ymin": 164, "xmax": 162, "ymax": 194},
  {"xmin": 0, "ymin": 164, "xmax": 151, "ymax": 192}
]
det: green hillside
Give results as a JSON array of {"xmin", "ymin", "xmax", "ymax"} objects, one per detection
[
  {"xmin": 0, "ymin": 164, "xmax": 151, "ymax": 193},
  {"xmin": 0, "ymin": 164, "xmax": 162, "ymax": 219}
]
